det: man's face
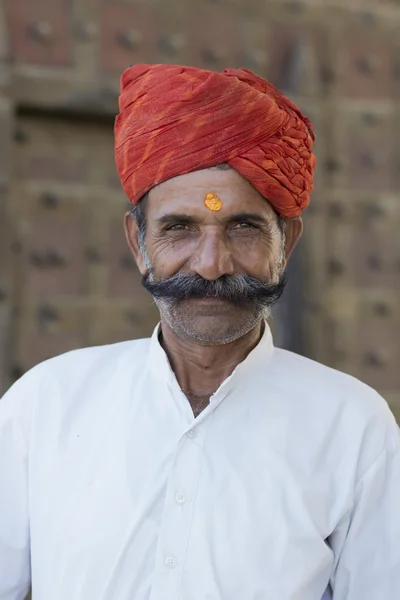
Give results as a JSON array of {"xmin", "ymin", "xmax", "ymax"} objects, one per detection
[{"xmin": 125, "ymin": 167, "xmax": 302, "ymax": 345}]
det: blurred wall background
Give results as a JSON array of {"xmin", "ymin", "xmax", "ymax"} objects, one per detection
[{"xmin": 0, "ymin": 0, "xmax": 399, "ymax": 420}]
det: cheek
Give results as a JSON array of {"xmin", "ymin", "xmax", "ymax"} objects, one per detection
[
  {"xmin": 148, "ymin": 238, "xmax": 193, "ymax": 275},
  {"xmin": 233, "ymin": 237, "xmax": 282, "ymax": 275},
  {"xmin": 148, "ymin": 232, "xmax": 283, "ymax": 278}
]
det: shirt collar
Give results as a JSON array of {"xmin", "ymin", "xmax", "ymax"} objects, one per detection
[{"xmin": 147, "ymin": 320, "xmax": 275, "ymax": 386}]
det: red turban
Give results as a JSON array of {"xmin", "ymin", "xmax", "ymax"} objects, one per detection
[{"xmin": 114, "ymin": 64, "xmax": 316, "ymax": 218}]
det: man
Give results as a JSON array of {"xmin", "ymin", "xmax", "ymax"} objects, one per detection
[{"xmin": 0, "ymin": 64, "xmax": 399, "ymax": 600}]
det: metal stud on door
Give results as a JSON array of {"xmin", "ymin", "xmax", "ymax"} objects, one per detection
[{"xmin": 5, "ymin": 0, "xmax": 72, "ymax": 66}]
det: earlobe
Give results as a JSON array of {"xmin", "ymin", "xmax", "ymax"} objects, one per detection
[{"xmin": 123, "ymin": 212, "xmax": 147, "ymax": 275}]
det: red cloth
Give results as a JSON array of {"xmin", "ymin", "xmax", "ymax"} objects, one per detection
[{"xmin": 114, "ymin": 64, "xmax": 316, "ymax": 218}]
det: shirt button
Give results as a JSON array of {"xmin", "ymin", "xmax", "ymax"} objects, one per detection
[
  {"xmin": 187, "ymin": 429, "xmax": 196, "ymax": 438},
  {"xmin": 175, "ymin": 492, "xmax": 187, "ymax": 504},
  {"xmin": 164, "ymin": 556, "xmax": 177, "ymax": 569}
]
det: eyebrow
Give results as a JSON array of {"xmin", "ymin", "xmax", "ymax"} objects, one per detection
[
  {"xmin": 156, "ymin": 212, "xmax": 271, "ymax": 226},
  {"xmin": 157, "ymin": 213, "xmax": 196, "ymax": 226}
]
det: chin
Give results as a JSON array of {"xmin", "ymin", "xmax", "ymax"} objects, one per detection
[{"xmin": 160, "ymin": 303, "xmax": 266, "ymax": 346}]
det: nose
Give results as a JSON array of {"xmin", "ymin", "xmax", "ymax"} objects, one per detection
[{"xmin": 192, "ymin": 232, "xmax": 234, "ymax": 280}]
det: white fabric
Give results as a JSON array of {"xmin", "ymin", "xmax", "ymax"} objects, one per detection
[{"xmin": 0, "ymin": 323, "xmax": 399, "ymax": 600}]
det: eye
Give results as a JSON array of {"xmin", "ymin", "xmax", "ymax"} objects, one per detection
[
  {"xmin": 231, "ymin": 221, "xmax": 259, "ymax": 231},
  {"xmin": 165, "ymin": 223, "xmax": 190, "ymax": 232}
]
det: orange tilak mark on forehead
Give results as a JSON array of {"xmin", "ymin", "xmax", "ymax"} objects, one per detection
[{"xmin": 204, "ymin": 192, "xmax": 223, "ymax": 212}]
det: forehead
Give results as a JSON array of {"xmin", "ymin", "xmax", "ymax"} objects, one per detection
[{"xmin": 147, "ymin": 167, "xmax": 276, "ymax": 220}]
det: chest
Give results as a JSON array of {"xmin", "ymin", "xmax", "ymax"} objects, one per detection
[
  {"xmin": 27, "ymin": 383, "xmax": 350, "ymax": 599},
  {"xmin": 185, "ymin": 392, "xmax": 210, "ymax": 417},
  {"xmin": 31, "ymin": 415, "xmax": 336, "ymax": 562}
]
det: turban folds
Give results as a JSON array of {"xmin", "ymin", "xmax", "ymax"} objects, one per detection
[{"xmin": 115, "ymin": 64, "xmax": 316, "ymax": 218}]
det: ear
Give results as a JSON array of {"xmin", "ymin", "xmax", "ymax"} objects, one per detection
[
  {"xmin": 281, "ymin": 217, "xmax": 303, "ymax": 270},
  {"xmin": 123, "ymin": 212, "xmax": 147, "ymax": 275}
]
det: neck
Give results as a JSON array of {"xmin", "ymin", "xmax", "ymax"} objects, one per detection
[{"xmin": 159, "ymin": 320, "xmax": 264, "ymax": 404}]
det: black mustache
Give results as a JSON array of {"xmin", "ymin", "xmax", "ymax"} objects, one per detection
[{"xmin": 142, "ymin": 270, "xmax": 287, "ymax": 307}]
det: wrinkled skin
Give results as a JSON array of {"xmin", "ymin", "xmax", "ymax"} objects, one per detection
[{"xmin": 124, "ymin": 167, "xmax": 302, "ymax": 347}]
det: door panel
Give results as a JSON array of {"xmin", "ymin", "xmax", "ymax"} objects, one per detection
[{"xmin": 7, "ymin": 113, "xmax": 159, "ymax": 382}]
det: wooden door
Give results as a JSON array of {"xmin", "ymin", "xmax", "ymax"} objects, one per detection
[{"xmin": 4, "ymin": 111, "xmax": 159, "ymax": 389}]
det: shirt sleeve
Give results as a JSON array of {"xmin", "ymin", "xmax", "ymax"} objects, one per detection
[
  {"xmin": 330, "ymin": 433, "xmax": 400, "ymax": 599},
  {"xmin": 0, "ymin": 376, "xmax": 34, "ymax": 600}
]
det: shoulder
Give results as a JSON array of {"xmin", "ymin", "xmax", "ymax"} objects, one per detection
[
  {"xmin": 0, "ymin": 338, "xmax": 151, "ymax": 421},
  {"xmin": 269, "ymin": 347, "xmax": 399, "ymax": 470},
  {"xmin": 271, "ymin": 347, "xmax": 392, "ymax": 418},
  {"xmin": 34, "ymin": 337, "xmax": 151, "ymax": 380}
]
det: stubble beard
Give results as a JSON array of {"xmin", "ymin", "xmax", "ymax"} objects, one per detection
[
  {"xmin": 140, "ymin": 243, "xmax": 284, "ymax": 346},
  {"xmin": 154, "ymin": 297, "xmax": 270, "ymax": 346}
]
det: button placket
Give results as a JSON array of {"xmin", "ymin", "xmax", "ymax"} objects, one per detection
[{"xmin": 148, "ymin": 424, "xmax": 207, "ymax": 600}]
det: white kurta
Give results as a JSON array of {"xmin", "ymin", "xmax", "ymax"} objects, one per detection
[{"xmin": 0, "ymin": 323, "xmax": 399, "ymax": 600}]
